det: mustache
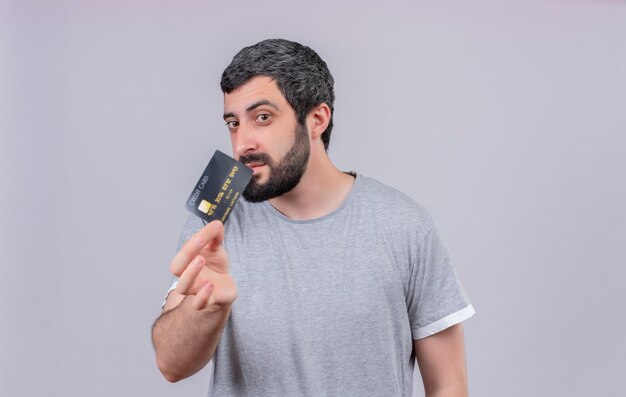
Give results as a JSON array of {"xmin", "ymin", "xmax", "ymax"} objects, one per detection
[{"xmin": 239, "ymin": 153, "xmax": 273, "ymax": 165}]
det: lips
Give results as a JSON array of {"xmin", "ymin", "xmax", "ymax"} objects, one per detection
[
  {"xmin": 245, "ymin": 162, "xmax": 266, "ymax": 173},
  {"xmin": 239, "ymin": 153, "xmax": 270, "ymax": 174}
]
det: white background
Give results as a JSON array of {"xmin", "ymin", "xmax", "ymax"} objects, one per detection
[{"xmin": 1, "ymin": 1, "xmax": 625, "ymax": 396}]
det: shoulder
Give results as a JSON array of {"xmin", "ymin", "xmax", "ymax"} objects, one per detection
[{"xmin": 354, "ymin": 174, "xmax": 438, "ymax": 235}]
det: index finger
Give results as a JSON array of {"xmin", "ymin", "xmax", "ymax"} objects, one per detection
[{"xmin": 169, "ymin": 220, "xmax": 224, "ymax": 277}]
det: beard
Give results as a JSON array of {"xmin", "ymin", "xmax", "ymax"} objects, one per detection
[{"xmin": 239, "ymin": 122, "xmax": 310, "ymax": 203}]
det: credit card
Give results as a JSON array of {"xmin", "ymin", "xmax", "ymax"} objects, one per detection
[{"xmin": 185, "ymin": 150, "xmax": 252, "ymax": 224}]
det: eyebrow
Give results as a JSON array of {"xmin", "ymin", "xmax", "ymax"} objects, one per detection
[{"xmin": 223, "ymin": 99, "xmax": 280, "ymax": 120}]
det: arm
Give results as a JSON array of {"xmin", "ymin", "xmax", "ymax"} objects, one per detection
[
  {"xmin": 414, "ymin": 323, "xmax": 469, "ymax": 397},
  {"xmin": 151, "ymin": 221, "xmax": 237, "ymax": 383}
]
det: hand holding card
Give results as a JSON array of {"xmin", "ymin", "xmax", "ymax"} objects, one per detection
[
  {"xmin": 169, "ymin": 220, "xmax": 237, "ymax": 311},
  {"xmin": 166, "ymin": 150, "xmax": 251, "ymax": 311}
]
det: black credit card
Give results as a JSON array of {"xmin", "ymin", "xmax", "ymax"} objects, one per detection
[{"xmin": 185, "ymin": 150, "xmax": 252, "ymax": 224}]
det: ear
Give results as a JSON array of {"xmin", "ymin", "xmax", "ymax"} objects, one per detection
[{"xmin": 306, "ymin": 103, "xmax": 331, "ymax": 141}]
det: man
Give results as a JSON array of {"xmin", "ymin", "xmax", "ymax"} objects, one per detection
[{"xmin": 152, "ymin": 39, "xmax": 475, "ymax": 397}]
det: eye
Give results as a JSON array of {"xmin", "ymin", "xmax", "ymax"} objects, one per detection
[
  {"xmin": 256, "ymin": 113, "xmax": 271, "ymax": 125},
  {"xmin": 225, "ymin": 120, "xmax": 239, "ymax": 129}
]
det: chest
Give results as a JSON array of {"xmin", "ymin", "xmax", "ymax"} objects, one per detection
[{"xmin": 224, "ymin": 218, "xmax": 410, "ymax": 335}]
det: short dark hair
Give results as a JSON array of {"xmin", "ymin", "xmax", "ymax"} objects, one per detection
[{"xmin": 221, "ymin": 39, "xmax": 335, "ymax": 150}]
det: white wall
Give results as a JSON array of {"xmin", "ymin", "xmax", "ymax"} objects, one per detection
[{"xmin": 1, "ymin": 1, "xmax": 625, "ymax": 396}]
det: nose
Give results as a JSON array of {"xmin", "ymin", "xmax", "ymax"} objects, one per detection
[{"xmin": 233, "ymin": 123, "xmax": 258, "ymax": 159}]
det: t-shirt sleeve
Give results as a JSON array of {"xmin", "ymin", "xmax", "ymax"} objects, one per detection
[{"xmin": 406, "ymin": 219, "xmax": 475, "ymax": 339}]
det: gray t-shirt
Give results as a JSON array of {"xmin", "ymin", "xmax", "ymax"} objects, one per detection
[{"xmin": 168, "ymin": 174, "xmax": 474, "ymax": 397}]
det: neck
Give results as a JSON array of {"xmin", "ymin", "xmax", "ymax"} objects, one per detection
[{"xmin": 268, "ymin": 145, "xmax": 355, "ymax": 220}]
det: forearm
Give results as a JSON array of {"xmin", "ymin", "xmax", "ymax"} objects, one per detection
[{"xmin": 152, "ymin": 296, "xmax": 231, "ymax": 382}]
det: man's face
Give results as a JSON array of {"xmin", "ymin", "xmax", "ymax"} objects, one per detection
[{"xmin": 223, "ymin": 76, "xmax": 310, "ymax": 202}]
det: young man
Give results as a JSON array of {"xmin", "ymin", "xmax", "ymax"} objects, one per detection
[{"xmin": 152, "ymin": 39, "xmax": 475, "ymax": 397}]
